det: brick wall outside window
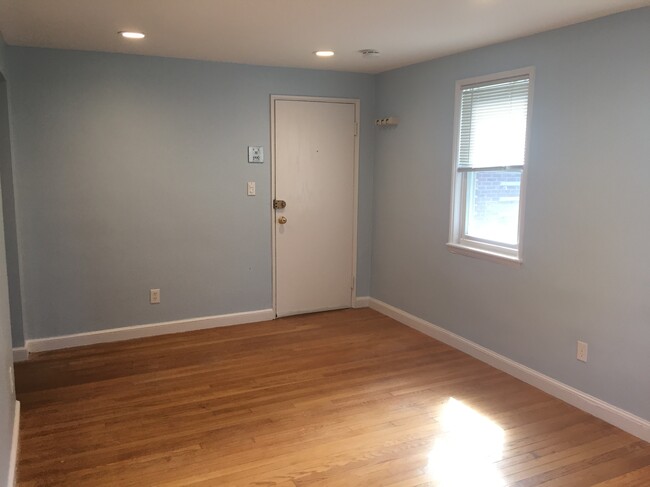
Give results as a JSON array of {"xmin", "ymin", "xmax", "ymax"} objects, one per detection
[{"xmin": 471, "ymin": 171, "xmax": 521, "ymax": 224}]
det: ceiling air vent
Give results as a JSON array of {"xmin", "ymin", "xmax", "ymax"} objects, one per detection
[{"xmin": 359, "ymin": 49, "xmax": 380, "ymax": 58}]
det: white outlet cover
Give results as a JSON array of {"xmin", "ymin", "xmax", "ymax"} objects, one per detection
[
  {"xmin": 248, "ymin": 146, "xmax": 263, "ymax": 163},
  {"xmin": 577, "ymin": 340, "xmax": 588, "ymax": 362},
  {"xmin": 247, "ymin": 181, "xmax": 256, "ymax": 196}
]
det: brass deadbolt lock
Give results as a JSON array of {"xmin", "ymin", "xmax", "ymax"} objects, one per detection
[{"xmin": 273, "ymin": 199, "xmax": 287, "ymax": 210}]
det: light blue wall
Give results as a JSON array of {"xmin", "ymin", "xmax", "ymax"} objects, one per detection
[
  {"xmin": 0, "ymin": 34, "xmax": 17, "ymax": 487},
  {"xmin": 8, "ymin": 47, "xmax": 375, "ymax": 341},
  {"xmin": 372, "ymin": 8, "xmax": 650, "ymax": 420}
]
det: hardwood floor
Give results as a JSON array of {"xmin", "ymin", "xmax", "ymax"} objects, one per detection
[{"xmin": 15, "ymin": 308, "xmax": 650, "ymax": 486}]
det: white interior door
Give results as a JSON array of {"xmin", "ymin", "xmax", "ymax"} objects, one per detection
[{"xmin": 273, "ymin": 98, "xmax": 357, "ymax": 317}]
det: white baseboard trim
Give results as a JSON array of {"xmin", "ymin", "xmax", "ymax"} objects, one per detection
[
  {"xmin": 7, "ymin": 400, "xmax": 20, "ymax": 487},
  {"xmin": 25, "ymin": 309, "xmax": 275, "ymax": 354},
  {"xmin": 353, "ymin": 296, "xmax": 370, "ymax": 308},
  {"xmin": 369, "ymin": 298, "xmax": 650, "ymax": 443},
  {"xmin": 12, "ymin": 347, "xmax": 28, "ymax": 362}
]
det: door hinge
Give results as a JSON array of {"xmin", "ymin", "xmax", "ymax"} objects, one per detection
[{"xmin": 354, "ymin": 122, "xmax": 359, "ymax": 136}]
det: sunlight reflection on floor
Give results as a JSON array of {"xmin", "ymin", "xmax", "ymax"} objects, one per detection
[{"xmin": 426, "ymin": 397, "xmax": 506, "ymax": 487}]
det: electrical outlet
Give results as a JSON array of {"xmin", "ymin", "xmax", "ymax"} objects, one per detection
[
  {"xmin": 150, "ymin": 288, "xmax": 160, "ymax": 304},
  {"xmin": 247, "ymin": 181, "xmax": 256, "ymax": 196},
  {"xmin": 9, "ymin": 365, "xmax": 14, "ymax": 395},
  {"xmin": 577, "ymin": 341, "xmax": 588, "ymax": 362}
]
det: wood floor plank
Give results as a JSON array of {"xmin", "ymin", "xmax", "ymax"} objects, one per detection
[
  {"xmin": 15, "ymin": 308, "xmax": 650, "ymax": 486},
  {"xmin": 592, "ymin": 465, "xmax": 650, "ymax": 486}
]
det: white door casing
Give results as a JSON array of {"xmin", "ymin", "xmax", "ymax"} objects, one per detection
[{"xmin": 271, "ymin": 96, "xmax": 359, "ymax": 317}]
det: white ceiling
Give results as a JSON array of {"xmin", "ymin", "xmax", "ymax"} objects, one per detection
[{"xmin": 0, "ymin": 0, "xmax": 647, "ymax": 74}]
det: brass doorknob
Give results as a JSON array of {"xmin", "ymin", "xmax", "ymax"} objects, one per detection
[{"xmin": 278, "ymin": 216, "xmax": 287, "ymax": 224}]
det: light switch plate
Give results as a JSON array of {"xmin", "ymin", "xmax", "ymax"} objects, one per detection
[{"xmin": 248, "ymin": 146, "xmax": 263, "ymax": 163}]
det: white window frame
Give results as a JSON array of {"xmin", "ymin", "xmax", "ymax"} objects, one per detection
[{"xmin": 447, "ymin": 67, "xmax": 534, "ymax": 266}]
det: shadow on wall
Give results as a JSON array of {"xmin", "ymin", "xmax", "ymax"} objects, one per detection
[
  {"xmin": 0, "ymin": 69, "xmax": 18, "ymax": 487},
  {"xmin": 0, "ymin": 72, "xmax": 23, "ymax": 348}
]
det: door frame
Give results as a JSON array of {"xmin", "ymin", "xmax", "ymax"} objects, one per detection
[{"xmin": 270, "ymin": 95, "xmax": 361, "ymax": 317}]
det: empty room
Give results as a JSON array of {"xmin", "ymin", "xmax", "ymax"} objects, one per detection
[{"xmin": 0, "ymin": 0, "xmax": 649, "ymax": 485}]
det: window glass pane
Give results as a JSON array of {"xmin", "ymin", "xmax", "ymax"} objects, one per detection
[{"xmin": 465, "ymin": 170, "xmax": 521, "ymax": 245}]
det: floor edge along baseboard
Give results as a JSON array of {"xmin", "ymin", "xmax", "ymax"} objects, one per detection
[
  {"xmin": 23, "ymin": 299, "xmax": 373, "ymax": 354},
  {"xmin": 368, "ymin": 297, "xmax": 650, "ymax": 443},
  {"xmin": 25, "ymin": 309, "xmax": 275, "ymax": 353},
  {"xmin": 19, "ymin": 299, "xmax": 649, "ymax": 443}
]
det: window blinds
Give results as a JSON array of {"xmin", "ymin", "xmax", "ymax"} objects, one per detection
[{"xmin": 457, "ymin": 76, "xmax": 530, "ymax": 171}]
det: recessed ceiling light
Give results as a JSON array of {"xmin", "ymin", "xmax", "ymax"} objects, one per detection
[
  {"xmin": 119, "ymin": 31, "xmax": 145, "ymax": 39},
  {"xmin": 314, "ymin": 50, "xmax": 335, "ymax": 57}
]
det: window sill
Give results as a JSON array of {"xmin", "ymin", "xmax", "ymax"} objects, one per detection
[{"xmin": 446, "ymin": 242, "xmax": 522, "ymax": 267}]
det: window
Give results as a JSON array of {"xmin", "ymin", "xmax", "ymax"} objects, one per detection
[{"xmin": 448, "ymin": 68, "xmax": 533, "ymax": 264}]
